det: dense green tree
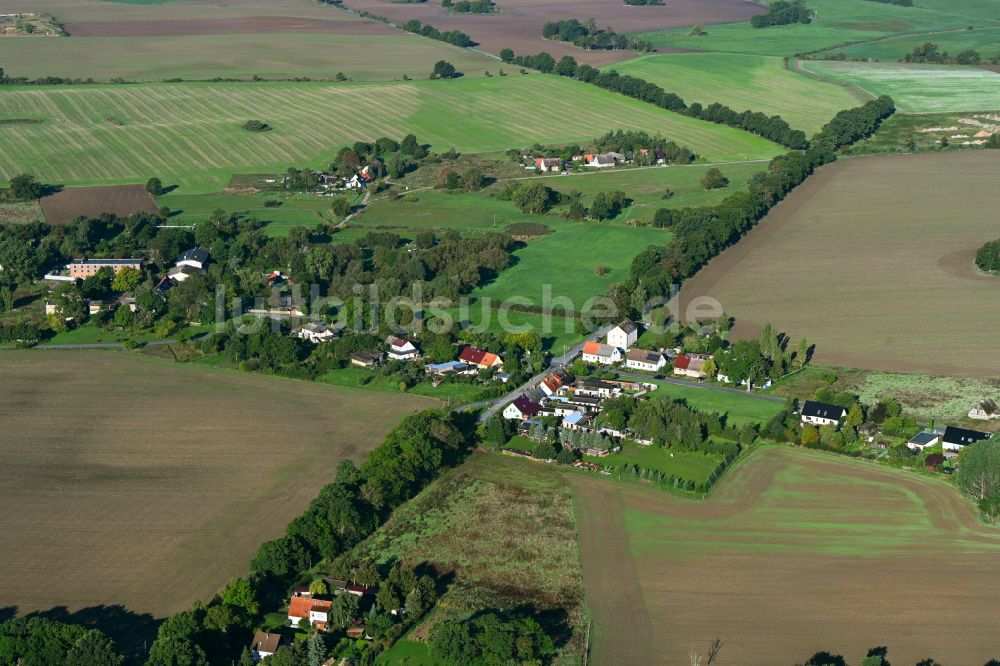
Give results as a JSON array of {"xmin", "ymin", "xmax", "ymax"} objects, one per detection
[
  {"xmin": 330, "ymin": 592, "xmax": 360, "ymax": 630},
  {"xmin": 700, "ymin": 167, "xmax": 729, "ymax": 190},
  {"xmin": 145, "ymin": 637, "xmax": 209, "ymax": 666},
  {"xmin": 9, "ymin": 174, "xmax": 43, "ymax": 200},
  {"xmin": 146, "ymin": 177, "xmax": 164, "ymax": 196},
  {"xmin": 957, "ymin": 440, "xmax": 1000, "ymax": 511},
  {"xmin": 432, "ymin": 60, "xmax": 458, "ymax": 79}
]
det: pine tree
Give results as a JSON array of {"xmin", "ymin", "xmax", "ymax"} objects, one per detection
[{"xmin": 306, "ymin": 632, "xmax": 326, "ymax": 666}]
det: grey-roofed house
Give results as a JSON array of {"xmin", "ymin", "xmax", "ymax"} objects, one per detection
[{"xmin": 176, "ymin": 247, "xmax": 209, "ymax": 270}]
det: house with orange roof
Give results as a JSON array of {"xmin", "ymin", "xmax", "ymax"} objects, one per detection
[
  {"xmin": 288, "ymin": 594, "xmax": 333, "ymax": 630},
  {"xmin": 581, "ymin": 340, "xmax": 621, "ymax": 365}
]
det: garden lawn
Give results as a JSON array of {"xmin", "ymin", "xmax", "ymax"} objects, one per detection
[
  {"xmin": 0, "ymin": 76, "xmax": 781, "ymax": 191},
  {"xmin": 376, "ymin": 640, "xmax": 435, "ymax": 665},
  {"xmin": 585, "ymin": 443, "xmax": 722, "ymax": 484},
  {"xmin": 316, "ymin": 366, "xmax": 486, "ymax": 403},
  {"xmin": 472, "ymin": 224, "xmax": 668, "ymax": 310},
  {"xmin": 800, "ymin": 60, "xmax": 1000, "ymax": 113},
  {"xmin": 612, "ymin": 53, "xmax": 862, "ymax": 133},
  {"xmin": 650, "ymin": 380, "xmax": 785, "ymax": 427},
  {"xmin": 353, "ymin": 189, "xmax": 553, "ymax": 235}
]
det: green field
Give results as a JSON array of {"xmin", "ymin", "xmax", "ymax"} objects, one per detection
[
  {"xmin": 641, "ymin": 0, "xmax": 997, "ymax": 57},
  {"xmin": 0, "ymin": 76, "xmax": 781, "ymax": 191},
  {"xmin": 355, "ymin": 189, "xmax": 551, "ymax": 233},
  {"xmin": 612, "ymin": 53, "xmax": 862, "ymax": 133},
  {"xmin": 585, "ymin": 443, "xmax": 722, "ymax": 484},
  {"xmin": 441, "ymin": 306, "xmax": 584, "ymax": 353},
  {"xmin": 508, "ymin": 160, "xmax": 768, "ymax": 223},
  {"xmin": 801, "ymin": 60, "xmax": 1000, "ymax": 112},
  {"xmin": 376, "ymin": 640, "xmax": 435, "ymax": 666},
  {"xmin": 0, "ymin": 34, "xmax": 498, "ymax": 83},
  {"xmin": 471, "ymin": 223, "xmax": 669, "ymax": 309},
  {"xmin": 831, "ymin": 26, "xmax": 1000, "ymax": 61},
  {"xmin": 650, "ymin": 380, "xmax": 785, "ymax": 427},
  {"xmin": 159, "ymin": 190, "xmax": 355, "ymax": 236}
]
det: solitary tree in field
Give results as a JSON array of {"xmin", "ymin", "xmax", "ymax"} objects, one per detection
[
  {"xmin": 700, "ymin": 168, "xmax": 729, "ymax": 190},
  {"xmin": 330, "ymin": 197, "xmax": 351, "ymax": 217},
  {"xmin": 145, "ymin": 177, "xmax": 164, "ymax": 196},
  {"xmin": 431, "ymin": 60, "xmax": 458, "ymax": 79}
]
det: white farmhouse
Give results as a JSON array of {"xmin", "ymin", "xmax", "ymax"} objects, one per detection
[{"xmin": 607, "ymin": 319, "xmax": 638, "ymax": 350}]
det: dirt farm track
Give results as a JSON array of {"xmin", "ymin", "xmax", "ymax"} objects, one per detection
[
  {"xmin": 572, "ymin": 447, "xmax": 1000, "ymax": 665},
  {"xmin": 678, "ymin": 151, "xmax": 1000, "ymax": 377},
  {"xmin": 0, "ymin": 352, "xmax": 434, "ymax": 627}
]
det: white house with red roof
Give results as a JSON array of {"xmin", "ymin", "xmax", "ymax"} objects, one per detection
[{"xmin": 386, "ymin": 335, "xmax": 419, "ymax": 361}]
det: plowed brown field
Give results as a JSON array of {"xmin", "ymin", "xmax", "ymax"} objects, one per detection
[
  {"xmin": 572, "ymin": 447, "xmax": 1000, "ymax": 665},
  {"xmin": 0, "ymin": 352, "xmax": 434, "ymax": 620},
  {"xmin": 676, "ymin": 151, "xmax": 1000, "ymax": 376},
  {"xmin": 40, "ymin": 185, "xmax": 158, "ymax": 226}
]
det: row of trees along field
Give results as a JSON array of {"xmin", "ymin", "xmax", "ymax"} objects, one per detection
[{"xmin": 498, "ymin": 50, "xmax": 809, "ymax": 148}]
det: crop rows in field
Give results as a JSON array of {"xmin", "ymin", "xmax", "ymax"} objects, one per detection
[{"xmin": 0, "ymin": 76, "xmax": 782, "ymax": 190}]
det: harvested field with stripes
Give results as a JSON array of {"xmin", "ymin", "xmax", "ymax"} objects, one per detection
[
  {"xmin": 572, "ymin": 446, "xmax": 1000, "ymax": 665},
  {"xmin": 0, "ymin": 77, "xmax": 782, "ymax": 191}
]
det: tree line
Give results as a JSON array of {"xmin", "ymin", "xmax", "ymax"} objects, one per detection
[
  {"xmin": 441, "ymin": 0, "xmax": 496, "ymax": 13},
  {"xmin": 902, "ymin": 41, "xmax": 998, "ymax": 65},
  {"xmin": 400, "ymin": 18, "xmax": 474, "ymax": 47},
  {"xmin": 497, "ymin": 50, "xmax": 810, "ymax": 149}
]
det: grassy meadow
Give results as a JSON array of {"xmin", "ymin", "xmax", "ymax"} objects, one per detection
[
  {"xmin": 159, "ymin": 190, "xmax": 355, "ymax": 236},
  {"xmin": 472, "ymin": 223, "xmax": 669, "ymax": 309},
  {"xmin": 612, "ymin": 53, "xmax": 862, "ymax": 133},
  {"xmin": 584, "ymin": 443, "xmax": 723, "ymax": 484},
  {"xmin": 0, "ymin": 76, "xmax": 782, "ymax": 191},
  {"xmin": 572, "ymin": 446, "xmax": 1000, "ymax": 665},
  {"xmin": 801, "ymin": 60, "xmax": 1000, "ymax": 112},
  {"xmin": 507, "ymin": 160, "xmax": 768, "ymax": 224},
  {"xmin": 830, "ymin": 26, "xmax": 1000, "ymax": 62},
  {"xmin": 641, "ymin": 0, "xmax": 998, "ymax": 56},
  {"xmin": 650, "ymin": 380, "xmax": 785, "ymax": 427},
  {"xmin": 351, "ymin": 453, "xmax": 589, "ymax": 665}
]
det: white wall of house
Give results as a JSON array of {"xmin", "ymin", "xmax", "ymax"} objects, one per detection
[
  {"xmin": 801, "ymin": 415, "xmax": 840, "ymax": 427},
  {"xmin": 626, "ymin": 357, "xmax": 664, "ymax": 372},
  {"xmin": 608, "ymin": 327, "xmax": 637, "ymax": 350}
]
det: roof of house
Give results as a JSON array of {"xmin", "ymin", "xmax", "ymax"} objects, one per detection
[
  {"xmin": 168, "ymin": 264, "xmax": 200, "ymax": 277},
  {"xmin": 578, "ymin": 377, "xmax": 615, "ymax": 390},
  {"xmin": 176, "ymin": 247, "xmax": 209, "ymax": 264},
  {"xmin": 613, "ymin": 319, "xmax": 638, "ymax": 335},
  {"xmin": 426, "ymin": 360, "xmax": 469, "ymax": 372},
  {"xmin": 71, "ymin": 258, "xmax": 141, "ymax": 265},
  {"xmin": 908, "ymin": 431, "xmax": 940, "ymax": 445},
  {"xmin": 943, "ymin": 425, "xmax": 991, "ymax": 446},
  {"xmin": 542, "ymin": 371, "xmax": 569, "ymax": 392},
  {"xmin": 302, "ymin": 322, "xmax": 333, "ymax": 334},
  {"xmin": 582, "ymin": 341, "xmax": 618, "ymax": 358},
  {"xmin": 458, "ymin": 346, "xmax": 501, "ymax": 367},
  {"xmin": 673, "ymin": 354, "xmax": 692, "ymax": 370},
  {"xmin": 386, "ymin": 335, "xmax": 415, "ymax": 349},
  {"xmin": 250, "ymin": 632, "xmax": 282, "ymax": 654},
  {"xmin": 563, "ymin": 411, "xmax": 585, "ymax": 425},
  {"xmin": 974, "ymin": 398, "xmax": 998, "ymax": 414},
  {"xmin": 801, "ymin": 401, "xmax": 847, "ymax": 420},
  {"xmin": 626, "ymin": 348, "xmax": 662, "ymax": 363},
  {"xmin": 510, "ymin": 395, "xmax": 542, "ymax": 417},
  {"xmin": 351, "ymin": 350, "xmax": 383, "ymax": 362},
  {"xmin": 289, "ymin": 595, "xmax": 332, "ymax": 618}
]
